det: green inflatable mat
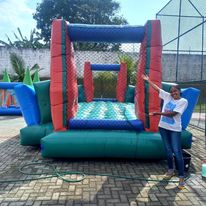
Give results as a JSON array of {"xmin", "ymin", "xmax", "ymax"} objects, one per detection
[
  {"xmin": 74, "ymin": 101, "xmax": 136, "ymax": 120},
  {"xmin": 41, "ymin": 129, "xmax": 192, "ymax": 159},
  {"xmin": 20, "ymin": 123, "xmax": 53, "ymax": 146}
]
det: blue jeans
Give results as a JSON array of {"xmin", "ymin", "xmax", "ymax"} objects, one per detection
[{"xmin": 159, "ymin": 127, "xmax": 184, "ymax": 178}]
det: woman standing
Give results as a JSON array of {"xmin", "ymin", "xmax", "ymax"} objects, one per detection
[{"xmin": 142, "ymin": 74, "xmax": 188, "ymax": 190}]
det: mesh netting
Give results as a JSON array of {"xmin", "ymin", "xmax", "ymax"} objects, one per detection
[
  {"xmin": 71, "ymin": 42, "xmax": 141, "ymax": 130},
  {"xmin": 74, "ymin": 42, "xmax": 139, "ymax": 98}
]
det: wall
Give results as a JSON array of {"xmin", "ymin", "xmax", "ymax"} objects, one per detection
[
  {"xmin": 0, "ymin": 47, "xmax": 205, "ymax": 82},
  {"xmin": 162, "ymin": 53, "xmax": 206, "ymax": 82},
  {"xmin": 0, "ymin": 48, "xmax": 50, "ymax": 78}
]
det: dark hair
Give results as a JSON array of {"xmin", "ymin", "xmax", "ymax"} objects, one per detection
[
  {"xmin": 170, "ymin": 85, "xmax": 182, "ymax": 95},
  {"xmin": 170, "ymin": 85, "xmax": 181, "ymax": 92}
]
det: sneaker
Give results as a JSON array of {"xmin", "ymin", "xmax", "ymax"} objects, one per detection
[
  {"xmin": 164, "ymin": 169, "xmax": 175, "ymax": 180},
  {"xmin": 178, "ymin": 179, "xmax": 186, "ymax": 190}
]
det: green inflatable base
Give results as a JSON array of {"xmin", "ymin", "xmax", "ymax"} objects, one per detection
[
  {"xmin": 41, "ymin": 129, "xmax": 192, "ymax": 159},
  {"xmin": 20, "ymin": 123, "xmax": 53, "ymax": 146}
]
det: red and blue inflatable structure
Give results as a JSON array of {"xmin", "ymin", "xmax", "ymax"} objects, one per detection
[
  {"xmin": 0, "ymin": 82, "xmax": 22, "ymax": 115},
  {"xmin": 14, "ymin": 19, "xmax": 200, "ymax": 159}
]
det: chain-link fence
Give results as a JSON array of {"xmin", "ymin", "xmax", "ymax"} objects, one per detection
[
  {"xmin": 157, "ymin": 0, "xmax": 206, "ymax": 133},
  {"xmin": 74, "ymin": 42, "xmax": 139, "ymax": 98},
  {"xmin": 71, "ymin": 42, "xmax": 141, "ymax": 130},
  {"xmin": 179, "ymin": 81, "xmax": 206, "ymax": 133}
]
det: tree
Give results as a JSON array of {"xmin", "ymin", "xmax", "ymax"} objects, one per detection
[
  {"xmin": 95, "ymin": 72, "xmax": 117, "ymax": 97},
  {"xmin": 0, "ymin": 28, "xmax": 48, "ymax": 49},
  {"xmin": 9, "ymin": 53, "xmax": 42, "ymax": 82},
  {"xmin": 118, "ymin": 55, "xmax": 137, "ymax": 85},
  {"xmin": 33, "ymin": 0, "xmax": 127, "ymax": 44}
]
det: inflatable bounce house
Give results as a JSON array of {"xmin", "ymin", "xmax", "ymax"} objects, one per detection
[
  {"xmin": 0, "ymin": 82, "xmax": 22, "ymax": 115},
  {"xmin": 15, "ymin": 19, "xmax": 200, "ymax": 159},
  {"xmin": 0, "ymin": 70, "xmax": 22, "ymax": 116}
]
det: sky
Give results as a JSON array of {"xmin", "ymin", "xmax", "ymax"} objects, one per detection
[{"xmin": 0, "ymin": 0, "xmax": 170, "ymax": 42}]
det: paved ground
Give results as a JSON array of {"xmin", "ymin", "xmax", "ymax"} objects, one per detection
[
  {"xmin": 0, "ymin": 116, "xmax": 206, "ymax": 206},
  {"xmin": 190, "ymin": 113, "xmax": 205, "ymax": 131}
]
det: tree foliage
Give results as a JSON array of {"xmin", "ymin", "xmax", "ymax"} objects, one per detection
[
  {"xmin": 9, "ymin": 53, "xmax": 42, "ymax": 82},
  {"xmin": 95, "ymin": 72, "xmax": 117, "ymax": 98},
  {"xmin": 33, "ymin": 0, "xmax": 127, "ymax": 44},
  {"xmin": 118, "ymin": 54, "xmax": 137, "ymax": 85},
  {"xmin": 0, "ymin": 28, "xmax": 48, "ymax": 49}
]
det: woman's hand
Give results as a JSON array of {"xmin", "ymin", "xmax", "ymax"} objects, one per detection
[
  {"xmin": 149, "ymin": 112, "xmax": 160, "ymax": 116},
  {"xmin": 141, "ymin": 73, "xmax": 160, "ymax": 93},
  {"xmin": 142, "ymin": 74, "xmax": 149, "ymax": 81}
]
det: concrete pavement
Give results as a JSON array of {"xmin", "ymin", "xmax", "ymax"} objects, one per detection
[{"xmin": 0, "ymin": 116, "xmax": 206, "ymax": 206}]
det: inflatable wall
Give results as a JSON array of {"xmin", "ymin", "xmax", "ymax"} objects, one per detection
[
  {"xmin": 14, "ymin": 19, "xmax": 200, "ymax": 160},
  {"xmin": 50, "ymin": 19, "xmax": 162, "ymax": 132},
  {"xmin": 0, "ymin": 82, "xmax": 22, "ymax": 115}
]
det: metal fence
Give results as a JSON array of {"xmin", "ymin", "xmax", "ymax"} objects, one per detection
[{"xmin": 156, "ymin": 0, "xmax": 206, "ymax": 134}]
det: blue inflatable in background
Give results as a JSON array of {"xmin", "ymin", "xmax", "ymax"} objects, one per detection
[{"xmin": 0, "ymin": 82, "xmax": 22, "ymax": 116}]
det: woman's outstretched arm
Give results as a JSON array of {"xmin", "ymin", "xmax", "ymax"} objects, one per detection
[{"xmin": 142, "ymin": 73, "xmax": 160, "ymax": 93}]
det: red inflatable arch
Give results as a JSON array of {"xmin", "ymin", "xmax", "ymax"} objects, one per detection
[
  {"xmin": 135, "ymin": 20, "xmax": 162, "ymax": 132},
  {"xmin": 50, "ymin": 19, "xmax": 162, "ymax": 132},
  {"xmin": 50, "ymin": 20, "xmax": 78, "ymax": 131}
]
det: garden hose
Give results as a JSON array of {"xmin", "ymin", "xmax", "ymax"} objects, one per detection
[{"xmin": 0, "ymin": 161, "xmax": 190, "ymax": 184}]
